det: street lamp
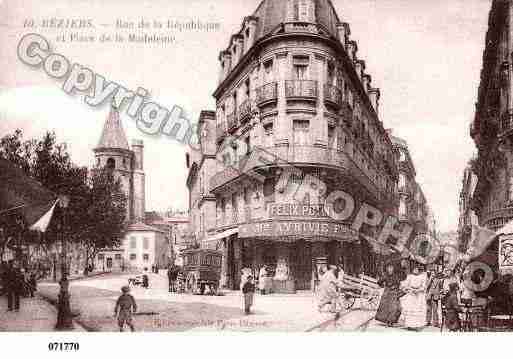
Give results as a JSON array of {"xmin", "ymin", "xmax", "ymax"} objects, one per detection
[{"xmin": 55, "ymin": 194, "xmax": 73, "ymax": 330}]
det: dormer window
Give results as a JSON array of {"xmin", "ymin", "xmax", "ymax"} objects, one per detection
[{"xmin": 293, "ymin": 0, "xmax": 310, "ymax": 22}]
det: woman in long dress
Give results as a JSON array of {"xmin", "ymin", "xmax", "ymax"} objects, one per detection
[
  {"xmin": 375, "ymin": 263, "xmax": 402, "ymax": 326},
  {"xmin": 400, "ymin": 264, "xmax": 427, "ymax": 330}
]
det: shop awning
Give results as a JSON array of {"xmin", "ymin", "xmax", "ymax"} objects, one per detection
[
  {"xmin": 0, "ymin": 158, "xmax": 58, "ymax": 232},
  {"xmin": 204, "ymin": 227, "xmax": 238, "ymax": 243}
]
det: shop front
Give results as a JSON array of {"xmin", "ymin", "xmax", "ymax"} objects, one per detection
[{"xmin": 220, "ymin": 218, "xmax": 361, "ymax": 291}]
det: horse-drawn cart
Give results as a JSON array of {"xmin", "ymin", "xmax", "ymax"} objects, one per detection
[
  {"xmin": 338, "ymin": 273, "xmax": 382, "ymax": 310},
  {"xmin": 181, "ymin": 248, "xmax": 222, "ymax": 295}
]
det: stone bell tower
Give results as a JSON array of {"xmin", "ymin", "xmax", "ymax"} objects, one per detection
[{"xmin": 93, "ymin": 105, "xmax": 145, "ymax": 222}]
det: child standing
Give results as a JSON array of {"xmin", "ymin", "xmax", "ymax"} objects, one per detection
[
  {"xmin": 114, "ymin": 286, "xmax": 138, "ymax": 332},
  {"xmin": 242, "ymin": 276, "xmax": 255, "ymax": 315}
]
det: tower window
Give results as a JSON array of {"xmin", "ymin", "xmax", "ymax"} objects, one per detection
[{"xmin": 106, "ymin": 157, "xmax": 115, "ymax": 170}]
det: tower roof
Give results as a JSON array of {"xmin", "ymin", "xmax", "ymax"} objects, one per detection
[
  {"xmin": 252, "ymin": 0, "xmax": 341, "ymax": 42},
  {"xmin": 95, "ymin": 106, "xmax": 130, "ymax": 151}
]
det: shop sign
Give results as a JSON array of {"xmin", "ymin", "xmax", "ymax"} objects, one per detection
[
  {"xmin": 268, "ymin": 203, "xmax": 329, "ymax": 218},
  {"xmin": 239, "ymin": 220, "xmax": 358, "ymax": 241}
]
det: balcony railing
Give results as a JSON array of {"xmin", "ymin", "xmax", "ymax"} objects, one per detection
[
  {"xmin": 239, "ymin": 100, "xmax": 252, "ymax": 124},
  {"xmin": 226, "ymin": 112, "xmax": 237, "ymax": 132},
  {"xmin": 216, "ymin": 122, "xmax": 227, "ymax": 141},
  {"xmin": 256, "ymin": 82, "xmax": 278, "ymax": 106},
  {"xmin": 324, "ymin": 84, "xmax": 342, "ymax": 108},
  {"xmin": 285, "ymin": 80, "xmax": 318, "ymax": 100},
  {"xmin": 284, "ymin": 21, "xmax": 319, "ymax": 33},
  {"xmin": 500, "ymin": 111, "xmax": 513, "ymax": 135},
  {"xmin": 210, "ymin": 145, "xmax": 383, "ymax": 200}
]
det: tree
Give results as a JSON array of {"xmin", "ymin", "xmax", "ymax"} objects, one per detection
[
  {"xmin": 81, "ymin": 169, "xmax": 127, "ymax": 271},
  {"xmin": 0, "ymin": 130, "xmax": 127, "ymax": 272}
]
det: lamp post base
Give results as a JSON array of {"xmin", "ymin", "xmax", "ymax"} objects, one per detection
[{"xmin": 55, "ymin": 278, "xmax": 74, "ymax": 331}]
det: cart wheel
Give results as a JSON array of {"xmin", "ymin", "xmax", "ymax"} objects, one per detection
[
  {"xmin": 367, "ymin": 294, "xmax": 380, "ymax": 310},
  {"xmin": 341, "ymin": 294, "xmax": 356, "ymax": 310}
]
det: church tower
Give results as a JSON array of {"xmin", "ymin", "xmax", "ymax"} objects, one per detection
[{"xmin": 93, "ymin": 106, "xmax": 145, "ymax": 222}]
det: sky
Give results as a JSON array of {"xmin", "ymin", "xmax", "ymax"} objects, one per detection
[{"xmin": 0, "ymin": 0, "xmax": 492, "ymax": 232}]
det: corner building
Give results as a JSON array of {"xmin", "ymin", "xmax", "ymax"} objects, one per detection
[
  {"xmin": 470, "ymin": 0, "xmax": 513, "ymax": 233},
  {"xmin": 187, "ymin": 0, "xmax": 403, "ymax": 291}
]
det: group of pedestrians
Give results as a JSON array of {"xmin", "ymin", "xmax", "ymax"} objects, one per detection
[
  {"xmin": 0, "ymin": 260, "xmax": 38, "ymax": 312},
  {"xmin": 374, "ymin": 261, "xmax": 480, "ymax": 331}
]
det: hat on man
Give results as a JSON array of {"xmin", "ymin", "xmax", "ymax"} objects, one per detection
[{"xmin": 121, "ymin": 285, "xmax": 130, "ymax": 293}]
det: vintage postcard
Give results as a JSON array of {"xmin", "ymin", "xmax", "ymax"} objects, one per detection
[{"xmin": 0, "ymin": 0, "xmax": 512, "ymax": 355}]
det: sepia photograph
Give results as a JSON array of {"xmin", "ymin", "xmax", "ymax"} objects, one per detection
[{"xmin": 0, "ymin": 0, "xmax": 512, "ymax": 356}]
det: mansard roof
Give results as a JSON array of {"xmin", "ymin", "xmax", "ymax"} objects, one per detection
[
  {"xmin": 252, "ymin": 0, "xmax": 341, "ymax": 41},
  {"xmin": 95, "ymin": 106, "xmax": 130, "ymax": 151}
]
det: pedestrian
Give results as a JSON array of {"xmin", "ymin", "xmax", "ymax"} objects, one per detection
[
  {"xmin": 399, "ymin": 263, "xmax": 427, "ymax": 330},
  {"xmin": 258, "ymin": 265, "xmax": 268, "ymax": 295},
  {"xmin": 167, "ymin": 265, "xmax": 178, "ymax": 293},
  {"xmin": 114, "ymin": 286, "xmax": 137, "ymax": 332},
  {"xmin": 375, "ymin": 263, "xmax": 402, "ymax": 327},
  {"xmin": 443, "ymin": 282, "xmax": 462, "ymax": 332},
  {"xmin": 317, "ymin": 265, "xmax": 339, "ymax": 313},
  {"xmin": 242, "ymin": 275, "xmax": 255, "ymax": 315},
  {"xmin": 142, "ymin": 270, "xmax": 149, "ymax": 289},
  {"xmin": 426, "ymin": 267, "xmax": 443, "ymax": 327},
  {"xmin": 6, "ymin": 261, "xmax": 23, "ymax": 312},
  {"xmin": 28, "ymin": 270, "xmax": 37, "ymax": 298}
]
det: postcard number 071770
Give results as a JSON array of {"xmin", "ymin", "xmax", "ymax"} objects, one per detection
[{"xmin": 48, "ymin": 342, "xmax": 80, "ymax": 351}]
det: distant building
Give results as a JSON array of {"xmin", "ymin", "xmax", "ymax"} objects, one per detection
[
  {"xmin": 146, "ymin": 211, "xmax": 191, "ymax": 265},
  {"xmin": 457, "ymin": 162, "xmax": 479, "ymax": 253},
  {"xmin": 389, "ymin": 132, "xmax": 432, "ymax": 238}
]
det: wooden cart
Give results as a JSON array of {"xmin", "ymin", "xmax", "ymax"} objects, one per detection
[
  {"xmin": 338, "ymin": 273, "xmax": 382, "ymax": 310},
  {"xmin": 181, "ymin": 249, "xmax": 222, "ymax": 295}
]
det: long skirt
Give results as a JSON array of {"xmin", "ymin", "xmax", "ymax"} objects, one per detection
[
  {"xmin": 400, "ymin": 292, "xmax": 427, "ymax": 328},
  {"xmin": 244, "ymin": 293, "xmax": 254, "ymax": 312},
  {"xmin": 375, "ymin": 288, "xmax": 401, "ymax": 325}
]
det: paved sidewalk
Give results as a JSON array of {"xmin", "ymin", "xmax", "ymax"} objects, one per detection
[
  {"xmin": 0, "ymin": 294, "xmax": 86, "ymax": 332},
  {"xmin": 0, "ymin": 294, "xmax": 58, "ymax": 331}
]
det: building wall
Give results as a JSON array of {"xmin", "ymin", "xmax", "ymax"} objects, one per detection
[
  {"xmin": 470, "ymin": 1, "xmax": 513, "ymax": 232},
  {"xmin": 123, "ymin": 231, "xmax": 167, "ymax": 270}
]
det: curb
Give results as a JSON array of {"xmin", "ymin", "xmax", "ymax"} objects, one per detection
[{"xmin": 36, "ymin": 292, "xmax": 92, "ymax": 332}]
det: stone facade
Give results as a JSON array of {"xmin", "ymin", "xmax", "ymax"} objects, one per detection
[
  {"xmin": 470, "ymin": 0, "xmax": 513, "ymax": 233},
  {"xmin": 187, "ymin": 0, "xmax": 432, "ymax": 290},
  {"xmin": 389, "ymin": 133, "xmax": 431, "ymax": 237}
]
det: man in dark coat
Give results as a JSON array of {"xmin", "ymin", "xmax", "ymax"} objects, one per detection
[
  {"xmin": 167, "ymin": 265, "xmax": 178, "ymax": 292},
  {"xmin": 5, "ymin": 261, "xmax": 23, "ymax": 311}
]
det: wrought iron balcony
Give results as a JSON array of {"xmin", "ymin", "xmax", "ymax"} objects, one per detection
[
  {"xmin": 226, "ymin": 112, "xmax": 237, "ymax": 132},
  {"xmin": 285, "ymin": 80, "xmax": 318, "ymax": 100},
  {"xmin": 324, "ymin": 84, "xmax": 342, "ymax": 108},
  {"xmin": 500, "ymin": 110, "xmax": 513, "ymax": 136},
  {"xmin": 256, "ymin": 82, "xmax": 278, "ymax": 106},
  {"xmin": 238, "ymin": 99, "xmax": 252, "ymax": 124},
  {"xmin": 284, "ymin": 21, "xmax": 319, "ymax": 33}
]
